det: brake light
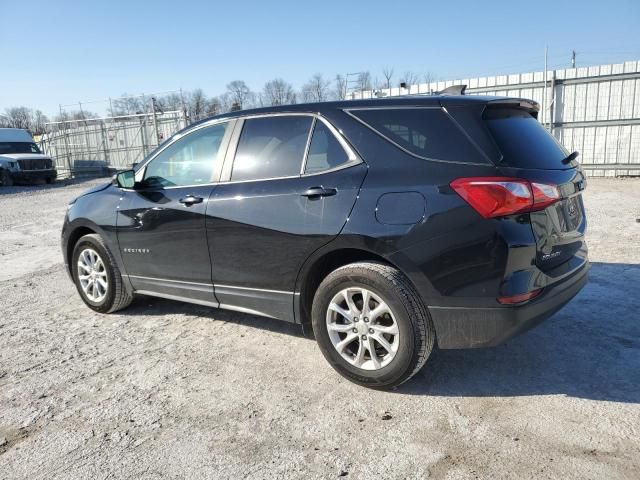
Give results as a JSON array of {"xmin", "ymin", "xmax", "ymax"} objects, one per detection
[{"xmin": 450, "ymin": 177, "xmax": 560, "ymax": 218}]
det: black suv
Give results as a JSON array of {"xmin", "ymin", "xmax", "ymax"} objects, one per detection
[{"xmin": 62, "ymin": 95, "xmax": 588, "ymax": 389}]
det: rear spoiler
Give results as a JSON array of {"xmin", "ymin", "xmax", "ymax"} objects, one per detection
[{"xmin": 486, "ymin": 98, "xmax": 540, "ymax": 118}]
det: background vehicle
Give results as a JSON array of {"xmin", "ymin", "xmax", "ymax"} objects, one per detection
[
  {"xmin": 61, "ymin": 95, "xmax": 588, "ymax": 389},
  {"xmin": 0, "ymin": 128, "xmax": 57, "ymax": 186}
]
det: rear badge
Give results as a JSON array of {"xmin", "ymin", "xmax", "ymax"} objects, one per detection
[{"xmin": 541, "ymin": 251, "xmax": 561, "ymax": 261}]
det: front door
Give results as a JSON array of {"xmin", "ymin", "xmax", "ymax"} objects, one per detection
[
  {"xmin": 116, "ymin": 120, "xmax": 233, "ymax": 304},
  {"xmin": 206, "ymin": 115, "xmax": 366, "ymax": 320}
]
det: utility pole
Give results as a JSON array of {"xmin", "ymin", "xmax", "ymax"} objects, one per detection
[
  {"xmin": 151, "ymin": 97, "xmax": 161, "ymax": 145},
  {"xmin": 543, "ymin": 46, "xmax": 549, "ymax": 130},
  {"xmin": 571, "ymin": 50, "xmax": 576, "ymax": 68}
]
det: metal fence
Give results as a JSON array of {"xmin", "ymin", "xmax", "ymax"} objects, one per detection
[
  {"xmin": 351, "ymin": 60, "xmax": 640, "ymax": 176},
  {"xmin": 39, "ymin": 60, "xmax": 640, "ymax": 178},
  {"xmin": 39, "ymin": 110, "xmax": 187, "ymax": 178}
]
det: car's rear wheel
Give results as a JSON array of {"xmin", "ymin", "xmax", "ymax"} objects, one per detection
[
  {"xmin": 72, "ymin": 234, "xmax": 133, "ymax": 313},
  {"xmin": 312, "ymin": 261, "xmax": 435, "ymax": 389}
]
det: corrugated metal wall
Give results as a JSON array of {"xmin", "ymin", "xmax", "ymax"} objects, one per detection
[{"xmin": 352, "ymin": 61, "xmax": 640, "ymax": 176}]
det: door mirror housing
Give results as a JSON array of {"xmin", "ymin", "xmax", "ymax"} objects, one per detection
[{"xmin": 114, "ymin": 169, "xmax": 136, "ymax": 189}]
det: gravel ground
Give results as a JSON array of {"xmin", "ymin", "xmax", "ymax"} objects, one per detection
[{"xmin": 0, "ymin": 178, "xmax": 639, "ymax": 480}]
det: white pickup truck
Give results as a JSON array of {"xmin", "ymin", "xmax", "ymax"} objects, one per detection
[{"xmin": 0, "ymin": 128, "xmax": 57, "ymax": 186}]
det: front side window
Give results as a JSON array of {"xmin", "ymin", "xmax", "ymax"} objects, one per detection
[
  {"xmin": 143, "ymin": 123, "xmax": 229, "ymax": 187},
  {"xmin": 304, "ymin": 121, "xmax": 350, "ymax": 174},
  {"xmin": 350, "ymin": 108, "xmax": 483, "ymax": 163},
  {"xmin": 231, "ymin": 116, "xmax": 313, "ymax": 181}
]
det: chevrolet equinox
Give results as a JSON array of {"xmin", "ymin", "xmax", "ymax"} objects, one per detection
[{"xmin": 62, "ymin": 95, "xmax": 589, "ymax": 389}]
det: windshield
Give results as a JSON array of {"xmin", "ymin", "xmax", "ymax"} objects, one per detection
[{"xmin": 0, "ymin": 142, "xmax": 42, "ymax": 155}]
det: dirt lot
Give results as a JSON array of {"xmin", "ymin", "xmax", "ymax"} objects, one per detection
[{"xmin": 0, "ymin": 178, "xmax": 639, "ymax": 479}]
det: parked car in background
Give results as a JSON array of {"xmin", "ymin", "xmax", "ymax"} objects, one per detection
[
  {"xmin": 61, "ymin": 95, "xmax": 589, "ymax": 389},
  {"xmin": 0, "ymin": 128, "xmax": 57, "ymax": 186}
]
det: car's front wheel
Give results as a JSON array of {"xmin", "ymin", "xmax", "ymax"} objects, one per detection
[
  {"xmin": 0, "ymin": 170, "xmax": 14, "ymax": 187},
  {"xmin": 312, "ymin": 261, "xmax": 435, "ymax": 389},
  {"xmin": 72, "ymin": 234, "xmax": 133, "ymax": 313}
]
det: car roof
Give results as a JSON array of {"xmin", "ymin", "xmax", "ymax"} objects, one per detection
[{"xmin": 191, "ymin": 95, "xmax": 517, "ymax": 126}]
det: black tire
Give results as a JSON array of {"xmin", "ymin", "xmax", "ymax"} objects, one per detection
[
  {"xmin": 0, "ymin": 170, "xmax": 14, "ymax": 187},
  {"xmin": 72, "ymin": 234, "xmax": 133, "ymax": 313},
  {"xmin": 45, "ymin": 176, "xmax": 55, "ymax": 184},
  {"xmin": 312, "ymin": 261, "xmax": 435, "ymax": 389}
]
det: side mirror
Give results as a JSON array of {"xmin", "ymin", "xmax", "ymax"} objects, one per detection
[{"xmin": 114, "ymin": 169, "xmax": 136, "ymax": 189}]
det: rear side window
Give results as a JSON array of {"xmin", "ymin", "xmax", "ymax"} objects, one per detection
[
  {"xmin": 304, "ymin": 121, "xmax": 350, "ymax": 174},
  {"xmin": 484, "ymin": 108, "xmax": 570, "ymax": 169},
  {"xmin": 350, "ymin": 108, "xmax": 484, "ymax": 163},
  {"xmin": 232, "ymin": 116, "xmax": 313, "ymax": 181}
]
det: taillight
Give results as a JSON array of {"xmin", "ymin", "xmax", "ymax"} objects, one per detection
[{"xmin": 450, "ymin": 177, "xmax": 560, "ymax": 219}]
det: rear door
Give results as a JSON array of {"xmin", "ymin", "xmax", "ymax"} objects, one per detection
[
  {"xmin": 484, "ymin": 106, "xmax": 588, "ymax": 276},
  {"xmin": 206, "ymin": 114, "xmax": 366, "ymax": 321}
]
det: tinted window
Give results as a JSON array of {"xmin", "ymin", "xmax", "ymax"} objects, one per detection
[
  {"xmin": 351, "ymin": 108, "xmax": 483, "ymax": 163},
  {"xmin": 143, "ymin": 123, "xmax": 228, "ymax": 187},
  {"xmin": 0, "ymin": 142, "xmax": 41, "ymax": 154},
  {"xmin": 484, "ymin": 108, "xmax": 570, "ymax": 169},
  {"xmin": 232, "ymin": 116, "xmax": 312, "ymax": 181},
  {"xmin": 304, "ymin": 121, "xmax": 350, "ymax": 174}
]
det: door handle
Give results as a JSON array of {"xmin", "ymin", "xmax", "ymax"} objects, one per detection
[
  {"xmin": 179, "ymin": 195, "xmax": 204, "ymax": 206},
  {"xmin": 301, "ymin": 186, "xmax": 337, "ymax": 199}
]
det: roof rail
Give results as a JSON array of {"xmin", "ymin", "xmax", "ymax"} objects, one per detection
[{"xmin": 438, "ymin": 84, "xmax": 467, "ymax": 96}]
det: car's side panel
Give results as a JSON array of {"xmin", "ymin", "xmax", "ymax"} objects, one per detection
[
  {"xmin": 62, "ymin": 184, "xmax": 132, "ymax": 293},
  {"xmin": 115, "ymin": 185, "xmax": 217, "ymax": 304},
  {"xmin": 205, "ymin": 163, "xmax": 367, "ymax": 322}
]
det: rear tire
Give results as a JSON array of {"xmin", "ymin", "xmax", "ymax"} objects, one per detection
[
  {"xmin": 312, "ymin": 261, "xmax": 435, "ymax": 389},
  {"xmin": 72, "ymin": 234, "xmax": 133, "ymax": 313}
]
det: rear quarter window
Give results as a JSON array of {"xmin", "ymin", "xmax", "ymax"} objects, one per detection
[{"xmin": 348, "ymin": 107, "xmax": 487, "ymax": 164}]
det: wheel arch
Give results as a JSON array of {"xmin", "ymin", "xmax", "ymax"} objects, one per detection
[
  {"xmin": 66, "ymin": 225, "xmax": 98, "ymax": 278},
  {"xmin": 64, "ymin": 220, "xmax": 133, "ymax": 296},
  {"xmin": 295, "ymin": 246, "xmax": 411, "ymax": 336}
]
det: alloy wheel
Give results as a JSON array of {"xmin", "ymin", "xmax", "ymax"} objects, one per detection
[
  {"xmin": 325, "ymin": 287, "xmax": 400, "ymax": 370},
  {"xmin": 77, "ymin": 248, "xmax": 109, "ymax": 303}
]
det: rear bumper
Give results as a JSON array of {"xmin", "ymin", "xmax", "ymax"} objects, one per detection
[
  {"xmin": 429, "ymin": 262, "xmax": 589, "ymax": 349},
  {"xmin": 12, "ymin": 169, "xmax": 57, "ymax": 181}
]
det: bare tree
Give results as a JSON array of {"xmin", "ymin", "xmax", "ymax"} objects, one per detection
[
  {"xmin": 206, "ymin": 96, "xmax": 223, "ymax": 116},
  {"xmin": 226, "ymin": 80, "xmax": 254, "ymax": 110},
  {"xmin": 31, "ymin": 110, "xmax": 49, "ymax": 135},
  {"xmin": 301, "ymin": 73, "xmax": 331, "ymax": 102},
  {"xmin": 423, "ymin": 71, "xmax": 437, "ymax": 85},
  {"xmin": 400, "ymin": 71, "xmax": 419, "ymax": 87},
  {"xmin": 2, "ymin": 107, "xmax": 32, "ymax": 129},
  {"xmin": 157, "ymin": 92, "xmax": 184, "ymax": 112},
  {"xmin": 382, "ymin": 66, "xmax": 394, "ymax": 89},
  {"xmin": 357, "ymin": 72, "xmax": 372, "ymax": 91},
  {"xmin": 334, "ymin": 75, "xmax": 347, "ymax": 100},
  {"xmin": 189, "ymin": 89, "xmax": 208, "ymax": 119},
  {"xmin": 261, "ymin": 79, "xmax": 297, "ymax": 106},
  {"xmin": 112, "ymin": 94, "xmax": 146, "ymax": 115}
]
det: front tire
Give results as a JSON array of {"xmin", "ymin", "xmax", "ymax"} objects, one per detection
[
  {"xmin": 0, "ymin": 170, "xmax": 14, "ymax": 187},
  {"xmin": 312, "ymin": 261, "xmax": 435, "ymax": 389},
  {"xmin": 72, "ymin": 234, "xmax": 133, "ymax": 313}
]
